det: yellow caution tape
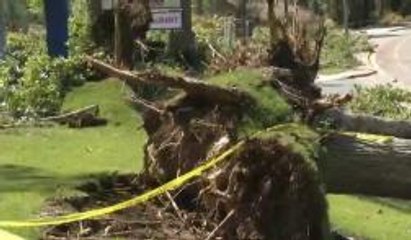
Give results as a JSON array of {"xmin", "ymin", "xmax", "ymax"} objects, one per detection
[
  {"xmin": 0, "ymin": 141, "xmax": 245, "ymax": 228},
  {"xmin": 342, "ymin": 132, "xmax": 394, "ymax": 144},
  {"xmin": 0, "ymin": 124, "xmax": 308, "ymax": 228}
]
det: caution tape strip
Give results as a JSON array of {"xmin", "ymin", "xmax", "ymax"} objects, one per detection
[
  {"xmin": 0, "ymin": 124, "xmax": 297, "ymax": 228},
  {"xmin": 0, "ymin": 124, "xmax": 387, "ymax": 228},
  {"xmin": 0, "ymin": 141, "xmax": 245, "ymax": 228},
  {"xmin": 342, "ymin": 132, "xmax": 394, "ymax": 144}
]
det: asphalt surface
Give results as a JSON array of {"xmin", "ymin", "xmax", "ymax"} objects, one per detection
[
  {"xmin": 375, "ymin": 28, "xmax": 411, "ymax": 85},
  {"xmin": 318, "ymin": 25, "xmax": 411, "ymax": 95}
]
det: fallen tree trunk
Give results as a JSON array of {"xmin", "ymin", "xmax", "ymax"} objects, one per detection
[
  {"xmin": 85, "ymin": 43, "xmax": 411, "ymax": 240},
  {"xmin": 322, "ymin": 108, "xmax": 411, "ymax": 139},
  {"xmin": 322, "ymin": 133, "xmax": 411, "ymax": 199}
]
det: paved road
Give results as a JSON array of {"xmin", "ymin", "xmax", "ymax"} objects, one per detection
[
  {"xmin": 375, "ymin": 27, "xmax": 411, "ymax": 85},
  {"xmin": 319, "ymin": 25, "xmax": 411, "ymax": 95}
]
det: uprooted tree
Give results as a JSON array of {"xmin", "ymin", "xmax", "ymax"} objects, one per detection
[{"xmin": 77, "ymin": 1, "xmax": 411, "ymax": 240}]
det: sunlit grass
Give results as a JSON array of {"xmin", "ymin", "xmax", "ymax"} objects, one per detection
[
  {"xmin": 329, "ymin": 195, "xmax": 411, "ymax": 240},
  {"xmin": 0, "ymin": 79, "xmax": 146, "ymax": 239}
]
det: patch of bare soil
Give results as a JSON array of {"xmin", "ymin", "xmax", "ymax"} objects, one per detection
[{"xmin": 41, "ymin": 175, "xmax": 216, "ymax": 240}]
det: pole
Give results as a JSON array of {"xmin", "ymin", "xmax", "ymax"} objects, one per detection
[
  {"xmin": 0, "ymin": 10, "xmax": 5, "ymax": 60},
  {"xmin": 168, "ymin": 0, "xmax": 196, "ymax": 64},
  {"xmin": 44, "ymin": 0, "xmax": 69, "ymax": 57},
  {"xmin": 342, "ymin": 0, "xmax": 350, "ymax": 36}
]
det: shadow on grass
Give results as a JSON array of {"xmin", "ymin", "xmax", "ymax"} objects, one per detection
[
  {"xmin": 356, "ymin": 195, "xmax": 411, "ymax": 215},
  {"xmin": 0, "ymin": 164, "xmax": 97, "ymax": 194}
]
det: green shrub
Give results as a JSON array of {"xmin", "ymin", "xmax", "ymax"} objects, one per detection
[
  {"xmin": 193, "ymin": 16, "xmax": 232, "ymax": 52},
  {"xmin": 6, "ymin": 31, "xmax": 46, "ymax": 64},
  {"xmin": 5, "ymin": 55, "xmax": 62, "ymax": 117},
  {"xmin": 68, "ymin": 0, "xmax": 94, "ymax": 55},
  {"xmin": 0, "ymin": 32, "xmax": 94, "ymax": 118},
  {"xmin": 350, "ymin": 84, "xmax": 411, "ymax": 120},
  {"xmin": 27, "ymin": 0, "xmax": 44, "ymax": 24}
]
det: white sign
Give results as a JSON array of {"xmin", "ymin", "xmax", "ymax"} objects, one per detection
[
  {"xmin": 150, "ymin": 0, "xmax": 181, "ymax": 9},
  {"xmin": 150, "ymin": 9, "xmax": 183, "ymax": 29}
]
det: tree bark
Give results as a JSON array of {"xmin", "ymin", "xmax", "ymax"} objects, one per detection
[
  {"xmin": 322, "ymin": 108, "xmax": 411, "ymax": 139},
  {"xmin": 237, "ymin": 0, "xmax": 248, "ymax": 38},
  {"xmin": 0, "ymin": 4, "xmax": 5, "ymax": 60},
  {"xmin": 342, "ymin": 0, "xmax": 349, "ymax": 34},
  {"xmin": 284, "ymin": 0, "xmax": 289, "ymax": 16},
  {"xmin": 267, "ymin": 0, "xmax": 278, "ymax": 45},
  {"xmin": 195, "ymin": 0, "xmax": 204, "ymax": 15},
  {"xmin": 168, "ymin": 0, "xmax": 197, "ymax": 65},
  {"xmin": 114, "ymin": 3, "xmax": 134, "ymax": 69},
  {"xmin": 322, "ymin": 133, "xmax": 411, "ymax": 199}
]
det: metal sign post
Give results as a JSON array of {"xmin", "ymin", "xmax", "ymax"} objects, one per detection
[{"xmin": 44, "ymin": 0, "xmax": 69, "ymax": 57}]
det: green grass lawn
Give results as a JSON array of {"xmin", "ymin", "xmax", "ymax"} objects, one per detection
[
  {"xmin": 0, "ymin": 79, "xmax": 146, "ymax": 239},
  {"xmin": 329, "ymin": 195, "xmax": 411, "ymax": 240},
  {"xmin": 0, "ymin": 77, "xmax": 410, "ymax": 240}
]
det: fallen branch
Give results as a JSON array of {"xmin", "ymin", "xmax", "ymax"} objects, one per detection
[
  {"xmin": 41, "ymin": 105, "xmax": 107, "ymax": 128},
  {"xmin": 86, "ymin": 56, "xmax": 253, "ymax": 106},
  {"xmin": 205, "ymin": 210, "xmax": 235, "ymax": 240},
  {"xmin": 129, "ymin": 95, "xmax": 165, "ymax": 114},
  {"xmin": 41, "ymin": 105, "xmax": 99, "ymax": 122},
  {"xmin": 165, "ymin": 191, "xmax": 186, "ymax": 223}
]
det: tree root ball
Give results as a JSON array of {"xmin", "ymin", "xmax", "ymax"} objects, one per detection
[
  {"xmin": 200, "ymin": 138, "xmax": 330, "ymax": 240},
  {"xmin": 142, "ymin": 96, "xmax": 330, "ymax": 239}
]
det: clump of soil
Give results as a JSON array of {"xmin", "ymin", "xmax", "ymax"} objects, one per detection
[{"xmin": 42, "ymin": 175, "xmax": 213, "ymax": 240}]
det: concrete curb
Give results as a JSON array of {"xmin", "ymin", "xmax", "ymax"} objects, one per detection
[{"xmin": 317, "ymin": 67, "xmax": 377, "ymax": 82}]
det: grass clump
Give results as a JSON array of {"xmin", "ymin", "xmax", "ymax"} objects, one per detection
[
  {"xmin": 207, "ymin": 68, "xmax": 292, "ymax": 135},
  {"xmin": 258, "ymin": 123, "xmax": 320, "ymax": 162},
  {"xmin": 379, "ymin": 11, "xmax": 408, "ymax": 26},
  {"xmin": 350, "ymin": 84, "xmax": 411, "ymax": 120},
  {"xmin": 321, "ymin": 25, "xmax": 373, "ymax": 74}
]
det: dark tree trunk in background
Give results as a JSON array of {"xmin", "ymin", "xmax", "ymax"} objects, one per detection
[
  {"xmin": 195, "ymin": 0, "xmax": 204, "ymax": 15},
  {"xmin": 0, "ymin": 7, "xmax": 5, "ymax": 60},
  {"xmin": 236, "ymin": 0, "xmax": 248, "ymax": 39},
  {"xmin": 284, "ymin": 0, "xmax": 289, "ymax": 15},
  {"xmin": 88, "ymin": 0, "xmax": 113, "ymax": 49},
  {"xmin": 114, "ymin": 4, "xmax": 134, "ymax": 69},
  {"xmin": 168, "ymin": 0, "xmax": 198, "ymax": 67},
  {"xmin": 374, "ymin": 0, "xmax": 383, "ymax": 18},
  {"xmin": 267, "ymin": 0, "xmax": 276, "ymax": 44},
  {"xmin": 113, "ymin": 0, "xmax": 152, "ymax": 69},
  {"xmin": 342, "ymin": 0, "xmax": 349, "ymax": 33}
]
